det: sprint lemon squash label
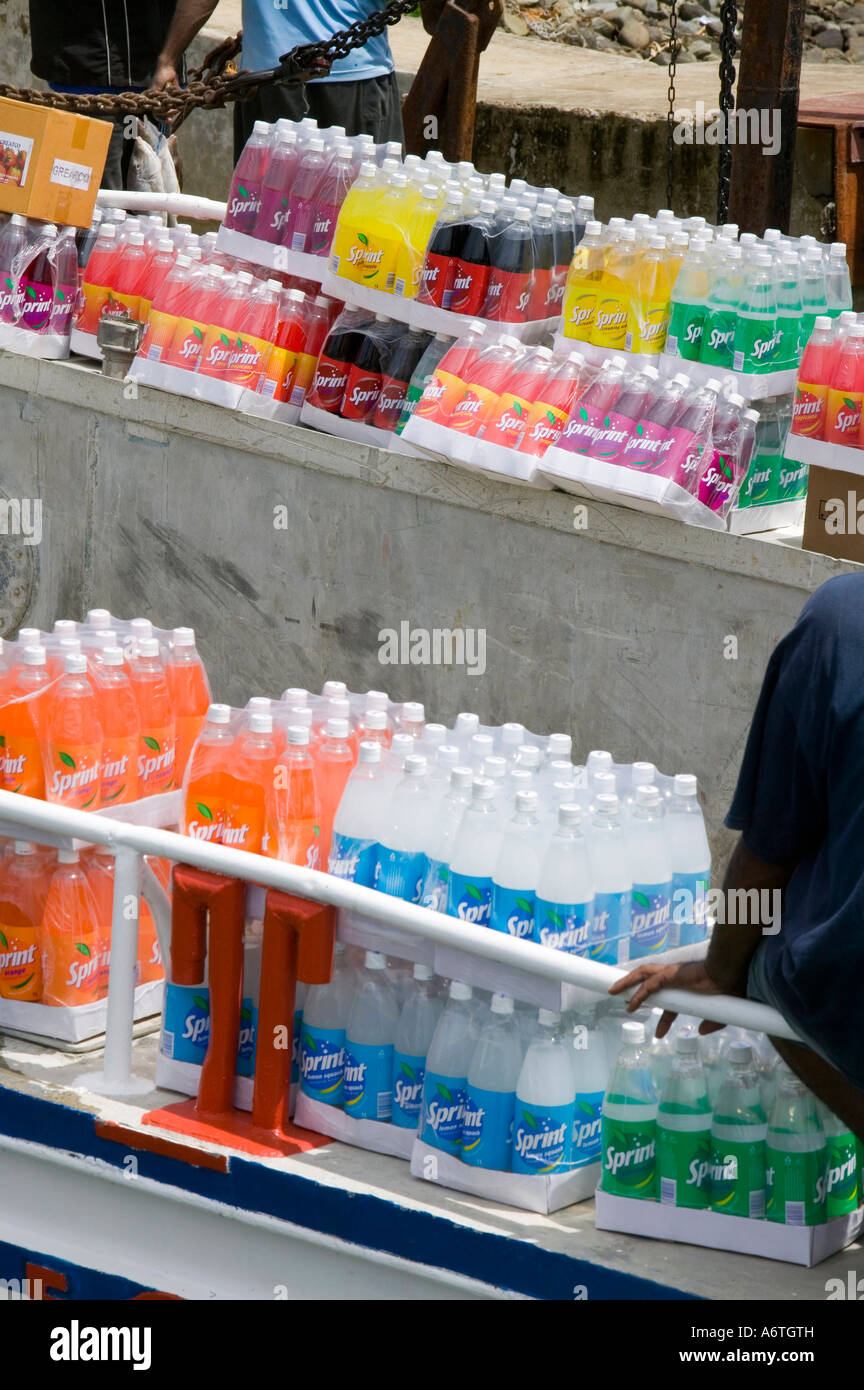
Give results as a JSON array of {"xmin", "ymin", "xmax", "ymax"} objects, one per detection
[
  {"xmin": 533, "ymin": 897, "xmax": 591, "ymax": 954},
  {"xmin": 766, "ymin": 1142, "xmax": 827, "ymax": 1226},
  {"xmin": 421, "ymin": 1071, "xmax": 467, "ymax": 1156},
  {"xmin": 392, "ymin": 1050, "xmax": 425, "ymax": 1128},
  {"xmin": 447, "ymin": 870, "xmax": 493, "ymax": 926},
  {"xmin": 512, "ymin": 1101, "xmax": 574, "ymax": 1175},
  {"xmin": 461, "ymin": 1085, "xmax": 515, "ymax": 1170},
  {"xmin": 490, "ymin": 884, "xmax": 534, "ymax": 939},
  {"xmin": 709, "ymin": 1131, "xmax": 766, "ymax": 1218},
  {"xmin": 573, "ymin": 1090, "xmax": 604, "ymax": 1165},
  {"xmin": 601, "ymin": 1110, "xmax": 657, "ymax": 1198},
  {"xmin": 343, "ymin": 1040, "xmax": 393, "ymax": 1121},
  {"xmin": 825, "ymin": 1132, "xmax": 859, "ymax": 1217},
  {"xmin": 300, "ymin": 1024, "xmax": 345, "ymax": 1105},
  {"xmin": 630, "ymin": 882, "xmax": 672, "ymax": 955}
]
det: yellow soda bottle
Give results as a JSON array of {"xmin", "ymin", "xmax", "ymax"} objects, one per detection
[
  {"xmin": 395, "ymin": 180, "xmax": 443, "ymax": 300},
  {"xmin": 562, "ymin": 219, "xmax": 604, "ymax": 341},
  {"xmin": 329, "ymin": 161, "xmax": 382, "ymax": 286},
  {"xmin": 591, "ymin": 227, "xmax": 638, "ymax": 351},
  {"xmin": 376, "ymin": 173, "xmax": 420, "ymax": 294},
  {"xmin": 629, "ymin": 235, "xmax": 673, "ymax": 354}
]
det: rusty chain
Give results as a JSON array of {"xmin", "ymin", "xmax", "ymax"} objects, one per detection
[
  {"xmin": 0, "ymin": 0, "xmax": 417, "ymax": 132},
  {"xmin": 716, "ymin": 0, "xmax": 738, "ymax": 225}
]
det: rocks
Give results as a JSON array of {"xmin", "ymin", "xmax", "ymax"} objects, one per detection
[
  {"xmin": 813, "ymin": 21, "xmax": 845, "ymax": 44},
  {"xmin": 618, "ymin": 16, "xmax": 651, "ymax": 47},
  {"xmin": 591, "ymin": 15, "xmax": 616, "ymax": 36},
  {"xmin": 501, "ymin": 7, "xmax": 531, "ymax": 35},
  {"xmin": 678, "ymin": 0, "xmax": 706, "ymax": 18},
  {"xmin": 690, "ymin": 37, "xmax": 715, "ymax": 57}
]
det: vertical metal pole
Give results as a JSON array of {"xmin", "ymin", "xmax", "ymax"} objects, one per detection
[
  {"xmin": 102, "ymin": 846, "xmax": 142, "ymax": 1091},
  {"xmin": 728, "ymin": 0, "xmax": 806, "ymax": 233}
]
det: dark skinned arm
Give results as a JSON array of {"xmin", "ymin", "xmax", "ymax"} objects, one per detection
[{"xmin": 153, "ymin": 0, "xmax": 221, "ymax": 88}]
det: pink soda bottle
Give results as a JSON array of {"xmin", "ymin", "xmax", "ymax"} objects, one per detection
[
  {"xmin": 557, "ymin": 354, "xmax": 628, "ymax": 456},
  {"xmin": 255, "ymin": 130, "xmax": 300, "ymax": 244},
  {"xmin": 225, "ymin": 121, "xmax": 272, "ymax": 235},
  {"xmin": 665, "ymin": 378, "xmax": 721, "ymax": 491},
  {"xmin": 0, "ymin": 214, "xmax": 28, "ymax": 324},
  {"xmin": 18, "ymin": 224, "xmax": 58, "ymax": 332},
  {"xmin": 697, "ymin": 390, "xmax": 746, "ymax": 513},
  {"xmin": 306, "ymin": 147, "xmax": 355, "ymax": 258},
  {"xmin": 285, "ymin": 139, "xmax": 329, "ymax": 253},
  {"xmin": 49, "ymin": 226, "xmax": 79, "ymax": 335},
  {"xmin": 606, "ymin": 365, "xmax": 661, "ymax": 462},
  {"xmin": 791, "ymin": 314, "xmax": 834, "ymax": 440},
  {"xmin": 621, "ymin": 371, "xmax": 690, "ymax": 472}
]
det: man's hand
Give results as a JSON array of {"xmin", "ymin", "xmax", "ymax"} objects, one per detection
[
  {"xmin": 609, "ymin": 960, "xmax": 726, "ymax": 1037},
  {"xmin": 152, "ymin": 56, "xmax": 180, "ymax": 90}
]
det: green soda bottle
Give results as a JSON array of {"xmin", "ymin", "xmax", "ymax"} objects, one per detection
[
  {"xmin": 601, "ymin": 1020, "xmax": 658, "ymax": 1200},
  {"xmin": 766, "ymin": 1065, "xmax": 826, "ymax": 1225},
  {"xmin": 709, "ymin": 1041, "xmax": 767, "ymax": 1219},
  {"xmin": 732, "ymin": 253, "xmax": 779, "ymax": 375},
  {"xmin": 658, "ymin": 1033, "xmax": 712, "ymax": 1210},
  {"xmin": 665, "ymin": 239, "xmax": 710, "ymax": 362},
  {"xmin": 699, "ymin": 246, "xmax": 743, "ymax": 369},
  {"xmin": 817, "ymin": 1102, "xmax": 858, "ymax": 1219}
]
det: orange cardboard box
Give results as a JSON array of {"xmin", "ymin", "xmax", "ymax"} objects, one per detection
[{"xmin": 0, "ymin": 96, "xmax": 112, "ymax": 228}]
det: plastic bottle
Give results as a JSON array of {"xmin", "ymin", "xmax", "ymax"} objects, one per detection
[
  {"xmin": 482, "ymin": 206, "xmax": 536, "ymax": 322},
  {"xmin": 127, "ymin": 638, "xmax": 176, "ymax": 797},
  {"xmin": 225, "ymin": 120, "xmax": 271, "ymax": 234},
  {"xmin": 628, "ymin": 783, "xmax": 674, "ymax": 957},
  {"xmin": 799, "ymin": 246, "xmax": 829, "ymax": 344},
  {"xmin": 699, "ymin": 246, "xmax": 743, "ymax": 368},
  {"xmin": 766, "ymin": 1065, "xmax": 827, "ymax": 1226},
  {"xmin": 448, "ymin": 334, "xmax": 524, "ymax": 437},
  {"xmin": 733, "ymin": 253, "xmax": 779, "ymax": 374},
  {"xmin": 591, "ymin": 227, "xmax": 638, "ymax": 351},
  {"xmin": 631, "ymin": 236, "xmax": 672, "ymax": 354},
  {"xmin": 562, "ymin": 219, "xmax": 604, "ymax": 341},
  {"xmin": 463, "ymin": 993, "xmax": 523, "ymax": 1170},
  {"xmin": 533, "ymin": 804, "xmax": 593, "ymax": 954},
  {"xmin": 825, "ymin": 242, "xmax": 853, "ymax": 316},
  {"xmin": 254, "ymin": 130, "xmax": 300, "ymax": 243},
  {"xmin": 421, "ymin": 765, "xmax": 474, "ymax": 910},
  {"xmin": 0, "ymin": 644, "xmax": 50, "ymax": 797},
  {"xmin": 421, "ymin": 979, "xmax": 477, "ymax": 1155},
  {"xmin": 0, "ymin": 214, "xmax": 28, "ymax": 325},
  {"xmin": 817, "ymin": 1102, "xmax": 860, "ymax": 1218},
  {"xmin": 825, "ymin": 321, "xmax": 864, "ymax": 446},
  {"xmin": 41, "ymin": 848, "xmax": 101, "ymax": 1007},
  {"xmin": 446, "ymin": 777, "xmax": 501, "ymax": 926},
  {"xmin": 667, "ymin": 774, "xmax": 711, "ymax": 946},
  {"xmin": 329, "ymin": 740, "xmax": 388, "ymax": 884},
  {"xmin": 342, "ymin": 950, "xmax": 399, "ymax": 1122},
  {"xmin": 657, "ymin": 1034, "xmax": 712, "ymax": 1208},
  {"xmin": 709, "ymin": 1041, "xmax": 767, "ymax": 1218},
  {"xmin": 42, "ymin": 653, "xmax": 103, "ymax": 809},
  {"xmin": 392, "ymin": 963, "xmax": 443, "ymax": 1129},
  {"xmin": 772, "ymin": 253, "xmax": 803, "ymax": 372},
  {"xmin": 512, "ymin": 1009, "xmax": 576, "ymax": 1175},
  {"xmin": 313, "ymin": 717, "xmax": 355, "ymax": 867},
  {"xmin": 375, "ymin": 752, "xmax": 435, "ymax": 902},
  {"xmin": 269, "ymin": 724, "xmax": 320, "ymax": 868},
  {"xmin": 585, "ymin": 793, "xmax": 631, "ymax": 965},
  {"xmin": 165, "ymin": 627, "xmax": 211, "ymax": 783},
  {"xmin": 49, "ymin": 226, "xmax": 80, "ymax": 336},
  {"xmin": 490, "ymin": 789, "xmax": 543, "ymax": 939},
  {"xmin": 0, "ymin": 840, "xmax": 49, "ymax": 1001},
  {"xmin": 182, "ymin": 702, "xmax": 234, "ymax": 843},
  {"xmin": 409, "ymin": 322, "xmax": 487, "ymax": 429},
  {"xmin": 557, "ymin": 354, "xmax": 628, "ymax": 457},
  {"xmin": 600, "ymin": 1020, "xmax": 658, "ymax": 1198},
  {"xmin": 299, "ymin": 941, "xmax": 354, "ymax": 1107},
  {"xmin": 791, "ymin": 314, "xmax": 833, "ymax": 440},
  {"xmin": 219, "ymin": 711, "xmax": 276, "ymax": 853}
]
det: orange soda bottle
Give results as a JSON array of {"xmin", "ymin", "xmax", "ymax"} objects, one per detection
[
  {"xmin": 313, "ymin": 717, "xmax": 355, "ymax": 868},
  {"xmin": 183, "ymin": 702, "xmax": 234, "ymax": 842},
  {"xmin": 82, "ymin": 845, "xmax": 113, "ymax": 998},
  {"xmin": 222, "ymin": 711, "xmax": 277, "ymax": 853},
  {"xmin": 41, "ymin": 848, "xmax": 101, "ymax": 1007},
  {"xmin": 43, "ymin": 653, "xmax": 103, "ymax": 809},
  {"xmin": 1, "ymin": 644, "xmax": 52, "ymax": 797},
  {"xmin": 167, "ymin": 627, "xmax": 211, "ymax": 782},
  {"xmin": 269, "ymin": 724, "xmax": 321, "ymax": 867},
  {"xmin": 129, "ymin": 638, "xmax": 176, "ymax": 796},
  {"xmin": 94, "ymin": 645, "xmax": 140, "ymax": 805},
  {"xmin": 0, "ymin": 840, "xmax": 49, "ymax": 1001}
]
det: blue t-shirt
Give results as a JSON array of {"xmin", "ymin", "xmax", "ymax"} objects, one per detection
[
  {"xmin": 726, "ymin": 573, "xmax": 864, "ymax": 1088},
  {"xmin": 242, "ymin": 0, "xmax": 394, "ymax": 82}
]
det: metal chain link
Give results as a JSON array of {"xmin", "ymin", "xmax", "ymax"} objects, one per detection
[
  {"xmin": 666, "ymin": 0, "xmax": 679, "ymax": 212},
  {"xmin": 716, "ymin": 0, "xmax": 738, "ymax": 225}
]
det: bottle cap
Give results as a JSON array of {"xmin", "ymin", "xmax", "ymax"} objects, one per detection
[
  {"xmin": 403, "ymin": 753, "xmax": 428, "ymax": 777},
  {"xmin": 587, "ymin": 749, "xmax": 613, "ymax": 771},
  {"xmin": 632, "ymin": 761, "xmax": 656, "ymax": 785},
  {"xmin": 728, "ymin": 1041, "xmax": 753, "ymax": 1065},
  {"xmin": 171, "ymin": 626, "xmax": 195, "ymax": 647},
  {"xmin": 516, "ymin": 744, "xmax": 540, "ymax": 769},
  {"xmin": 325, "ymin": 718, "xmax": 349, "ymax": 739},
  {"xmin": 286, "ymin": 724, "xmax": 310, "ymax": 746},
  {"xmin": 547, "ymin": 733, "xmax": 572, "ymax": 760},
  {"xmin": 249, "ymin": 713, "xmax": 272, "ymax": 734},
  {"xmin": 548, "ymin": 759, "xmax": 574, "ymax": 780},
  {"xmin": 436, "ymin": 744, "xmax": 460, "ymax": 768},
  {"xmin": 482, "ymin": 755, "xmax": 506, "ymax": 780},
  {"xmin": 515, "ymin": 789, "xmax": 539, "ymax": 814},
  {"xmin": 401, "ymin": 701, "xmax": 425, "ymax": 725},
  {"xmin": 813, "ymin": 315, "xmax": 832, "ymax": 332},
  {"xmin": 508, "ymin": 768, "xmax": 533, "ymax": 789},
  {"xmin": 674, "ymin": 773, "xmax": 698, "ymax": 797},
  {"xmin": 421, "ymin": 722, "xmax": 446, "ymax": 747},
  {"xmin": 364, "ymin": 709, "xmax": 387, "ymax": 730},
  {"xmin": 101, "ymin": 646, "xmax": 124, "ymax": 666},
  {"xmin": 358, "ymin": 741, "xmax": 382, "ymax": 764},
  {"xmin": 282, "ymin": 687, "xmax": 309, "ymax": 707},
  {"xmin": 500, "ymin": 722, "xmax": 525, "ymax": 747},
  {"xmin": 671, "ymin": 373, "xmax": 691, "ymax": 389},
  {"xmin": 322, "ymin": 680, "xmax": 347, "ymax": 699},
  {"xmin": 585, "ymin": 220, "xmax": 602, "ymax": 237},
  {"xmin": 364, "ymin": 950, "xmax": 387, "ymax": 970},
  {"xmin": 365, "ymin": 689, "xmax": 389, "ymax": 711},
  {"xmin": 622, "ymin": 1020, "xmax": 645, "ymax": 1044},
  {"xmin": 450, "ymin": 766, "xmax": 475, "ymax": 790},
  {"xmin": 413, "ymin": 963, "xmax": 435, "ymax": 982},
  {"xmin": 247, "ymin": 697, "xmax": 271, "ymax": 714},
  {"xmin": 675, "ymin": 1033, "xmax": 700, "ymax": 1055},
  {"xmin": 472, "ymin": 777, "xmax": 495, "ymax": 801},
  {"xmin": 455, "ymin": 712, "xmax": 479, "ymax": 736},
  {"xmin": 470, "ymin": 732, "xmax": 494, "ymax": 757},
  {"xmin": 491, "ymin": 993, "xmax": 514, "ymax": 1015},
  {"xmin": 206, "ymin": 703, "xmax": 231, "ymax": 724},
  {"xmin": 635, "ymin": 783, "xmax": 662, "ymax": 809},
  {"xmin": 327, "ymin": 697, "xmax": 350, "ymax": 719},
  {"xmin": 288, "ymin": 706, "xmax": 313, "ymax": 729},
  {"xmin": 539, "ymin": 1008, "xmax": 561, "ymax": 1026},
  {"xmin": 57, "ymin": 847, "xmax": 79, "ymax": 864},
  {"xmin": 558, "ymin": 803, "xmax": 581, "ymax": 827},
  {"xmin": 13, "ymin": 841, "xmax": 36, "ymax": 855},
  {"xmin": 252, "ymin": 120, "xmax": 271, "ymax": 136},
  {"xmin": 21, "ymin": 645, "xmax": 46, "ymax": 666},
  {"xmin": 137, "ymin": 638, "xmax": 160, "ymax": 658},
  {"xmin": 86, "ymin": 608, "xmax": 111, "ymax": 628},
  {"xmin": 64, "ymin": 653, "xmax": 87, "ymax": 674},
  {"xmin": 53, "ymin": 620, "xmax": 77, "ymax": 636},
  {"xmin": 449, "ymin": 980, "xmax": 472, "ymax": 1001},
  {"xmin": 594, "ymin": 792, "xmax": 620, "ymax": 815}
]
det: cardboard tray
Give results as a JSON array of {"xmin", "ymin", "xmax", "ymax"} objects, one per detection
[
  {"xmin": 729, "ymin": 499, "xmax": 805, "ymax": 535},
  {"xmin": 784, "ymin": 430, "xmax": 864, "ymax": 477},
  {"xmin": 595, "ymin": 1189, "xmax": 864, "ymax": 1268},
  {"xmin": 411, "ymin": 1140, "xmax": 600, "ymax": 1214},
  {"xmin": 299, "ymin": 400, "xmax": 393, "ymax": 449},
  {"xmin": 0, "ymin": 981, "xmax": 163, "ymax": 1045},
  {"xmin": 295, "ymin": 1089, "xmax": 416, "ymax": 1159},
  {"xmin": 539, "ymin": 445, "xmax": 728, "ymax": 530},
  {"xmin": 0, "ymin": 323, "xmax": 69, "ymax": 360},
  {"xmin": 321, "ymin": 267, "xmax": 557, "ymax": 342},
  {"xmin": 215, "ymin": 225, "xmax": 330, "ymax": 285}
]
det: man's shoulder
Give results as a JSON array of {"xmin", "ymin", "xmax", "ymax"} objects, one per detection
[{"xmin": 799, "ymin": 573, "xmax": 864, "ymax": 637}]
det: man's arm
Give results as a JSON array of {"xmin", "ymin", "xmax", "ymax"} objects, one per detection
[{"xmin": 153, "ymin": 0, "xmax": 222, "ymax": 88}]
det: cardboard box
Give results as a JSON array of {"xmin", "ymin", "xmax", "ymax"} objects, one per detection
[
  {"xmin": 295, "ymin": 1090, "xmax": 416, "ymax": 1159},
  {"xmin": 412, "ymin": 1140, "xmax": 600, "ymax": 1214},
  {"xmin": 803, "ymin": 464, "xmax": 864, "ymax": 563},
  {"xmin": 0, "ymin": 96, "xmax": 112, "ymax": 228}
]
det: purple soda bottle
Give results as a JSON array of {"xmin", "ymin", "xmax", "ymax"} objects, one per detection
[
  {"xmin": 0, "ymin": 214, "xmax": 28, "ymax": 324},
  {"xmin": 49, "ymin": 226, "xmax": 79, "ymax": 335},
  {"xmin": 606, "ymin": 365, "xmax": 660, "ymax": 463},
  {"xmin": 665, "ymin": 378, "xmax": 721, "ymax": 491},
  {"xmin": 286, "ymin": 139, "xmax": 329, "ymax": 253},
  {"xmin": 19, "ymin": 224, "xmax": 57, "ymax": 332},
  {"xmin": 558, "ymin": 354, "xmax": 628, "ymax": 456},
  {"xmin": 697, "ymin": 392, "xmax": 750, "ymax": 513},
  {"xmin": 225, "ymin": 121, "xmax": 271, "ymax": 234},
  {"xmin": 306, "ymin": 147, "xmax": 355, "ymax": 258},
  {"xmin": 621, "ymin": 371, "xmax": 690, "ymax": 472},
  {"xmin": 255, "ymin": 130, "xmax": 300, "ymax": 243}
]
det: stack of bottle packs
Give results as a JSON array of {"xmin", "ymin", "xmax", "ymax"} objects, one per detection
[
  {"xmin": 729, "ymin": 395, "xmax": 805, "ymax": 535},
  {"xmin": 784, "ymin": 312, "xmax": 864, "ymax": 478},
  {"xmin": 0, "ymin": 214, "xmax": 79, "ymax": 358}
]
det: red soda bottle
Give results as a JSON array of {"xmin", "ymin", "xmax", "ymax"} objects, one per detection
[
  {"xmin": 416, "ymin": 189, "xmax": 464, "ymax": 308},
  {"xmin": 448, "ymin": 335, "xmax": 524, "ymax": 436},
  {"xmin": 449, "ymin": 200, "xmax": 495, "ymax": 317},
  {"xmin": 791, "ymin": 315, "xmax": 834, "ymax": 440},
  {"xmin": 482, "ymin": 207, "xmax": 535, "ymax": 323},
  {"xmin": 518, "ymin": 350, "xmax": 586, "ymax": 457},
  {"xmin": 307, "ymin": 310, "xmax": 373, "ymax": 414},
  {"xmin": 528, "ymin": 202, "xmax": 556, "ymax": 320},
  {"xmin": 413, "ymin": 320, "xmax": 487, "ymax": 425},
  {"xmin": 825, "ymin": 321, "xmax": 864, "ymax": 446},
  {"xmin": 342, "ymin": 315, "xmax": 402, "ymax": 422},
  {"xmin": 481, "ymin": 346, "xmax": 555, "ymax": 448}
]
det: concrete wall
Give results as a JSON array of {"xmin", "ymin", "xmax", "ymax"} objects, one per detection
[{"xmin": 0, "ymin": 353, "xmax": 857, "ymax": 874}]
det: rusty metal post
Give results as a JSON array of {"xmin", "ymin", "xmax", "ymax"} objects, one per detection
[
  {"xmin": 728, "ymin": 0, "xmax": 807, "ymax": 233},
  {"xmin": 402, "ymin": 0, "xmax": 502, "ymax": 163}
]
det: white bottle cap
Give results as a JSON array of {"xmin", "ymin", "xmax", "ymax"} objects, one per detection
[
  {"xmin": 249, "ymin": 713, "xmax": 272, "ymax": 734},
  {"xmin": 472, "ymin": 777, "xmax": 495, "ymax": 801},
  {"xmin": 18, "ymin": 628, "xmax": 40, "ymax": 644},
  {"xmin": 587, "ymin": 749, "xmax": 613, "ymax": 772},
  {"xmin": 57, "ymin": 847, "xmax": 79, "ymax": 864},
  {"xmin": 455, "ymin": 712, "xmax": 479, "ymax": 737},
  {"xmin": 436, "ymin": 745, "xmax": 460, "ymax": 768},
  {"xmin": 207, "ymin": 703, "xmax": 232, "ymax": 724},
  {"xmin": 401, "ymin": 701, "xmax": 425, "ymax": 725},
  {"xmin": 539, "ymin": 1008, "xmax": 561, "ymax": 1027},
  {"xmin": 64, "ymin": 653, "xmax": 87, "ymax": 674},
  {"xmin": 674, "ymin": 773, "xmax": 698, "ymax": 797},
  {"xmin": 366, "ymin": 690, "xmax": 389, "ymax": 711},
  {"xmin": 728, "ymin": 1041, "xmax": 753, "ymax": 1064},
  {"xmin": 247, "ymin": 697, "xmax": 271, "ymax": 714},
  {"xmin": 491, "ymin": 993, "xmax": 514, "ymax": 1015},
  {"xmin": 548, "ymin": 759, "xmax": 573, "ymax": 781},
  {"xmin": 470, "ymin": 733, "xmax": 494, "ymax": 760},
  {"xmin": 21, "ymin": 645, "xmax": 46, "ymax": 666},
  {"xmin": 813, "ymin": 315, "xmax": 832, "ymax": 332},
  {"xmin": 592, "ymin": 772, "xmax": 616, "ymax": 794},
  {"xmin": 547, "ymin": 732, "xmax": 572, "ymax": 759},
  {"xmin": 391, "ymin": 733, "xmax": 414, "ymax": 758},
  {"xmin": 404, "ymin": 753, "xmax": 427, "ymax": 777},
  {"xmin": 595, "ymin": 792, "xmax": 620, "ymax": 815},
  {"xmin": 675, "ymin": 1033, "xmax": 700, "ymax": 1055},
  {"xmin": 365, "ymin": 950, "xmax": 388, "ymax": 970},
  {"xmin": 101, "ymin": 646, "xmax": 124, "ymax": 666},
  {"xmin": 172, "ymin": 626, "xmax": 195, "ymax": 647},
  {"xmin": 585, "ymin": 220, "xmax": 602, "ymax": 236},
  {"xmin": 421, "ymin": 723, "xmax": 447, "ymax": 747},
  {"xmin": 53, "ymin": 620, "xmax": 77, "ymax": 635},
  {"xmin": 325, "ymin": 718, "xmax": 349, "ymax": 740},
  {"xmin": 14, "ymin": 841, "xmax": 36, "ymax": 855},
  {"xmin": 253, "ymin": 120, "xmax": 271, "ymax": 136},
  {"xmin": 622, "ymin": 1020, "xmax": 645, "ymax": 1044},
  {"xmin": 130, "ymin": 617, "xmax": 152, "ymax": 638},
  {"xmin": 515, "ymin": 789, "xmax": 539, "ymax": 814},
  {"xmin": 500, "ymin": 722, "xmax": 525, "ymax": 747},
  {"xmin": 450, "ymin": 766, "xmax": 475, "ymax": 790},
  {"xmin": 282, "ymin": 687, "xmax": 309, "ymax": 707},
  {"xmin": 364, "ymin": 709, "xmax": 387, "ymax": 731},
  {"xmin": 86, "ymin": 608, "xmax": 111, "ymax": 628},
  {"xmin": 413, "ymin": 963, "xmax": 435, "ymax": 982},
  {"xmin": 327, "ymin": 697, "xmax": 350, "ymax": 719},
  {"xmin": 286, "ymin": 725, "xmax": 310, "ymax": 746},
  {"xmin": 482, "ymin": 756, "xmax": 506, "ymax": 781},
  {"xmin": 515, "ymin": 745, "xmax": 540, "ymax": 770},
  {"xmin": 449, "ymin": 980, "xmax": 472, "ymax": 1001},
  {"xmin": 322, "ymin": 680, "xmax": 347, "ymax": 700},
  {"xmin": 558, "ymin": 803, "xmax": 582, "ymax": 827},
  {"xmin": 358, "ymin": 741, "xmax": 382, "ymax": 764},
  {"xmin": 137, "ymin": 638, "xmax": 160, "ymax": 658},
  {"xmin": 289, "ymin": 707, "xmax": 313, "ymax": 729},
  {"xmin": 635, "ymin": 784, "xmax": 662, "ymax": 809}
]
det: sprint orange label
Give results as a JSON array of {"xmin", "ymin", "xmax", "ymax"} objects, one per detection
[
  {"xmin": 101, "ymin": 736, "xmax": 139, "ymax": 806},
  {"xmin": 0, "ymin": 922, "xmax": 42, "ymax": 1001},
  {"xmin": 42, "ymin": 931, "xmax": 100, "ymax": 1006},
  {"xmin": 163, "ymin": 316, "xmax": 208, "ymax": 370},
  {"xmin": 138, "ymin": 727, "xmax": 176, "ymax": 796},
  {"xmin": 1, "ymin": 734, "xmax": 45, "ymax": 796},
  {"xmin": 45, "ymin": 743, "xmax": 102, "ymax": 809}
]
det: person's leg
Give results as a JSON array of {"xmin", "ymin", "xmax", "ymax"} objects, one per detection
[
  {"xmin": 298, "ymin": 73, "xmax": 404, "ymax": 143},
  {"xmin": 100, "ymin": 116, "xmax": 129, "ymax": 191},
  {"xmin": 358, "ymin": 72, "xmax": 404, "ymax": 145},
  {"xmin": 233, "ymin": 85, "xmax": 311, "ymax": 161}
]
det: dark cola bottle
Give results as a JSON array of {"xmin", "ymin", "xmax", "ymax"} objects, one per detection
[
  {"xmin": 372, "ymin": 328, "xmax": 432, "ymax": 431},
  {"xmin": 449, "ymin": 198, "xmax": 496, "ymax": 317},
  {"xmin": 528, "ymin": 202, "xmax": 557, "ymax": 320},
  {"xmin": 307, "ymin": 309, "xmax": 373, "ymax": 414},
  {"xmin": 482, "ymin": 206, "xmax": 535, "ymax": 323},
  {"xmin": 341, "ymin": 314, "xmax": 399, "ymax": 422},
  {"xmin": 416, "ymin": 189, "xmax": 465, "ymax": 309}
]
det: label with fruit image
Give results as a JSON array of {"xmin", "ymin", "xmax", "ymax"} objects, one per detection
[
  {"xmin": 223, "ymin": 332, "xmax": 272, "ymax": 389},
  {"xmin": 0, "ymin": 131, "xmax": 34, "ymax": 187},
  {"xmin": 413, "ymin": 368, "xmax": 466, "ymax": 426},
  {"xmin": 139, "ymin": 308, "xmax": 180, "ymax": 362},
  {"xmin": 461, "ymin": 1084, "xmax": 515, "ymax": 1170},
  {"xmin": 533, "ymin": 896, "xmax": 591, "ymax": 953},
  {"xmin": 697, "ymin": 448, "xmax": 737, "ymax": 513},
  {"xmin": 564, "ymin": 287, "xmax": 598, "ymax": 341},
  {"xmin": 392, "ymin": 1049, "xmax": 425, "ymax": 1128},
  {"xmin": 630, "ymin": 881, "xmax": 672, "ymax": 955},
  {"xmin": 42, "ymin": 929, "xmax": 100, "ymax": 1007},
  {"xmin": 573, "ymin": 1090, "xmax": 604, "ymax": 1164},
  {"xmin": 19, "ymin": 277, "xmax": 54, "ymax": 332},
  {"xmin": 617, "ymin": 418, "xmax": 675, "ymax": 471},
  {"xmin": 519, "ymin": 400, "xmax": 568, "ymax": 456},
  {"xmin": 666, "ymin": 301, "xmax": 705, "ymax": 360},
  {"xmin": 791, "ymin": 382, "xmax": 827, "ymax": 438},
  {"xmin": 482, "ymin": 392, "xmax": 534, "ymax": 449},
  {"xmin": 137, "ymin": 727, "xmax": 176, "ymax": 797},
  {"xmin": 162, "ymin": 316, "xmax": 208, "ymax": 371},
  {"xmin": 1, "ymin": 733, "xmax": 45, "ymax": 797},
  {"xmin": 447, "ymin": 870, "xmax": 493, "ymax": 926},
  {"xmin": 449, "ymin": 380, "xmax": 504, "ymax": 435},
  {"xmin": 0, "ymin": 921, "xmax": 42, "ymax": 1001},
  {"xmin": 45, "ymin": 743, "xmax": 102, "ymax": 809},
  {"xmin": 490, "ymin": 883, "xmax": 534, "ymax": 939},
  {"xmin": 590, "ymin": 290, "xmax": 630, "ymax": 349},
  {"xmin": 512, "ymin": 1099, "xmax": 574, "ymax": 1175},
  {"xmin": 558, "ymin": 404, "xmax": 632, "ymax": 459},
  {"xmin": 825, "ymin": 387, "xmax": 863, "ymax": 444},
  {"xmin": 226, "ymin": 182, "xmax": 263, "ymax": 235}
]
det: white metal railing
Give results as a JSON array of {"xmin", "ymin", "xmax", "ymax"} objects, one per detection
[
  {"xmin": 0, "ymin": 790, "xmax": 798, "ymax": 1099},
  {"xmin": 96, "ymin": 191, "xmax": 228, "ymax": 222}
]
